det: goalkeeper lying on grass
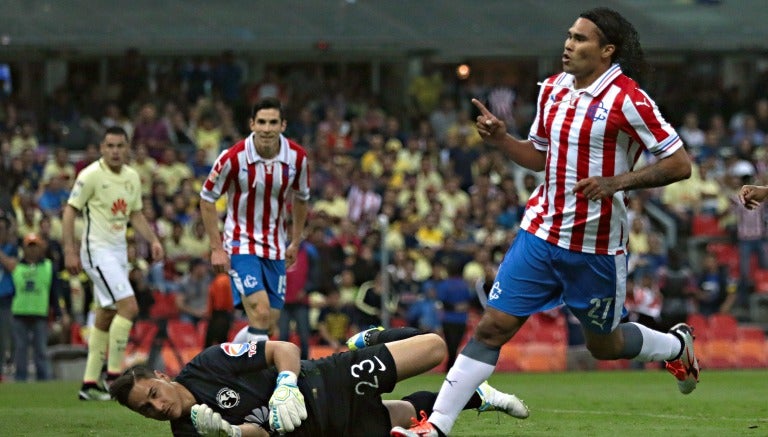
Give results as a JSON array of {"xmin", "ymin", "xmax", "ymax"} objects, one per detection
[{"xmin": 110, "ymin": 328, "xmax": 528, "ymax": 436}]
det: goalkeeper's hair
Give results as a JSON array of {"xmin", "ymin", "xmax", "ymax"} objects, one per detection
[
  {"xmin": 579, "ymin": 7, "xmax": 649, "ymax": 82},
  {"xmin": 109, "ymin": 364, "xmax": 157, "ymax": 406}
]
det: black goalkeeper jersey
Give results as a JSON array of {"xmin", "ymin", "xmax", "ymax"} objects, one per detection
[{"xmin": 170, "ymin": 341, "xmax": 323, "ymax": 436}]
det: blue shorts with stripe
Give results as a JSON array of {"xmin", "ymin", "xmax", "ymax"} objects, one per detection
[
  {"xmin": 488, "ymin": 230, "xmax": 628, "ymax": 333},
  {"xmin": 229, "ymin": 254, "xmax": 286, "ymax": 310}
]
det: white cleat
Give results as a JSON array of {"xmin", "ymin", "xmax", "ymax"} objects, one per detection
[
  {"xmin": 665, "ymin": 323, "xmax": 700, "ymax": 394},
  {"xmin": 476, "ymin": 381, "xmax": 529, "ymax": 419}
]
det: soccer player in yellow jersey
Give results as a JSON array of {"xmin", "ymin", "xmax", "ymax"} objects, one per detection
[{"xmin": 63, "ymin": 126, "xmax": 164, "ymax": 401}]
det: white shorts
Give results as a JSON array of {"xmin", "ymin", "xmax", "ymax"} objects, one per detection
[{"xmin": 83, "ymin": 251, "xmax": 134, "ymax": 309}]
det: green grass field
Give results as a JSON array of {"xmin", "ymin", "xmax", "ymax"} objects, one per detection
[{"xmin": 1, "ymin": 369, "xmax": 766, "ymax": 436}]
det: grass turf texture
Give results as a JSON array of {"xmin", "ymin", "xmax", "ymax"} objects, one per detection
[{"xmin": 1, "ymin": 370, "xmax": 766, "ymax": 436}]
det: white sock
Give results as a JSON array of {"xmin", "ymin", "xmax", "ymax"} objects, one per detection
[
  {"xmin": 232, "ymin": 325, "xmax": 269, "ymax": 343},
  {"xmin": 430, "ymin": 354, "xmax": 495, "ymax": 435},
  {"xmin": 632, "ymin": 323, "xmax": 682, "ymax": 362},
  {"xmin": 232, "ymin": 325, "xmax": 250, "ymax": 343}
]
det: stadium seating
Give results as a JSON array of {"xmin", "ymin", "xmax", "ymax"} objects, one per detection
[
  {"xmin": 149, "ymin": 291, "xmax": 179, "ymax": 320},
  {"xmin": 707, "ymin": 313, "xmax": 738, "ymax": 340},
  {"xmin": 706, "ymin": 242, "xmax": 739, "ymax": 277},
  {"xmin": 122, "ymin": 320, "xmax": 159, "ymax": 368},
  {"xmin": 752, "ymin": 269, "xmax": 768, "ymax": 294},
  {"xmin": 692, "ymin": 216, "xmax": 727, "ymax": 237},
  {"xmin": 686, "ymin": 313, "xmax": 708, "ymax": 342},
  {"xmin": 160, "ymin": 320, "xmax": 205, "ymax": 376}
]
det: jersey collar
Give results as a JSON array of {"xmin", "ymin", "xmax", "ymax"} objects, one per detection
[
  {"xmin": 245, "ymin": 133, "xmax": 290, "ymax": 165},
  {"xmin": 559, "ymin": 63, "xmax": 623, "ymax": 97}
]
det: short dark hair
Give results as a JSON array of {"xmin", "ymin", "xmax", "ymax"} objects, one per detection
[
  {"xmin": 109, "ymin": 365, "xmax": 157, "ymax": 406},
  {"xmin": 250, "ymin": 97, "xmax": 284, "ymax": 119},
  {"xmin": 579, "ymin": 7, "xmax": 648, "ymax": 81},
  {"xmin": 103, "ymin": 125, "xmax": 130, "ymax": 142}
]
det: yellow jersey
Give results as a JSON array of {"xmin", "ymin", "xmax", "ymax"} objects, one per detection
[{"xmin": 67, "ymin": 159, "xmax": 142, "ymax": 259}]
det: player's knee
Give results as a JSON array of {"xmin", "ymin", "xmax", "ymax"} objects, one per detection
[
  {"xmin": 585, "ymin": 341, "xmax": 620, "ymax": 360},
  {"xmin": 474, "ymin": 313, "xmax": 521, "ymax": 347},
  {"xmin": 423, "ymin": 333, "xmax": 448, "ymax": 363},
  {"xmin": 115, "ymin": 298, "xmax": 139, "ymax": 320}
]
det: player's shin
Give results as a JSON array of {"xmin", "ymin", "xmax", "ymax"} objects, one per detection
[
  {"xmin": 107, "ymin": 314, "xmax": 133, "ymax": 377},
  {"xmin": 430, "ymin": 339, "xmax": 498, "ymax": 435},
  {"xmin": 619, "ymin": 322, "xmax": 681, "ymax": 361}
]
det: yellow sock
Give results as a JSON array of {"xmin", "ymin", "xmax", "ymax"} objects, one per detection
[
  {"xmin": 83, "ymin": 328, "xmax": 109, "ymax": 384},
  {"xmin": 107, "ymin": 315, "xmax": 133, "ymax": 376}
]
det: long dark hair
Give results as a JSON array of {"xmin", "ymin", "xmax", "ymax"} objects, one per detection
[{"xmin": 580, "ymin": 7, "xmax": 649, "ymax": 82}]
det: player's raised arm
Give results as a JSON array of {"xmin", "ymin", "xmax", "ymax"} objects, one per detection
[{"xmin": 471, "ymin": 98, "xmax": 546, "ymax": 171}]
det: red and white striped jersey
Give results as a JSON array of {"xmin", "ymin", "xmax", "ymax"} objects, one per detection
[
  {"xmin": 200, "ymin": 134, "xmax": 310, "ymax": 259},
  {"xmin": 523, "ymin": 64, "xmax": 683, "ymax": 255}
]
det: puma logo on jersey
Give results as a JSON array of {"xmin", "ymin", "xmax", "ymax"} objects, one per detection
[
  {"xmin": 590, "ymin": 319, "xmax": 607, "ymax": 329},
  {"xmin": 635, "ymin": 98, "xmax": 650, "ymax": 107}
]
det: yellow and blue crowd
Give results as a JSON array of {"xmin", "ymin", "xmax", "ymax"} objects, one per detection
[{"xmin": 1, "ymin": 53, "xmax": 767, "ymax": 380}]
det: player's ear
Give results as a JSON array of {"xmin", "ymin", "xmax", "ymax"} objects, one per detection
[{"xmin": 154, "ymin": 370, "xmax": 170, "ymax": 381}]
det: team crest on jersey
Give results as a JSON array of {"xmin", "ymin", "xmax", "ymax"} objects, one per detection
[
  {"xmin": 244, "ymin": 275, "xmax": 259, "ymax": 288},
  {"xmin": 216, "ymin": 387, "xmax": 240, "ymax": 409},
  {"xmin": 288, "ymin": 164, "xmax": 296, "ymax": 180},
  {"xmin": 489, "ymin": 282, "xmax": 502, "ymax": 301},
  {"xmin": 586, "ymin": 101, "xmax": 608, "ymax": 121}
]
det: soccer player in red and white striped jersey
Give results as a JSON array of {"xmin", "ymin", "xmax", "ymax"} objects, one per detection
[
  {"xmin": 395, "ymin": 8, "xmax": 700, "ymax": 437},
  {"xmin": 200, "ymin": 98, "xmax": 310, "ymax": 344}
]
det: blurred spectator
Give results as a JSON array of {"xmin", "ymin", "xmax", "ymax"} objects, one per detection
[
  {"xmin": 211, "ymin": 50, "xmax": 243, "ymax": 106},
  {"xmin": 182, "ymin": 57, "xmax": 211, "ymax": 104},
  {"xmin": 194, "ymin": 112, "xmax": 223, "ymax": 165},
  {"xmin": 9, "ymin": 121, "xmax": 39, "ymax": 156},
  {"xmin": 4, "ymin": 233, "xmax": 65, "ymax": 381},
  {"xmin": 175, "ymin": 258, "xmax": 211, "ymax": 325},
  {"xmin": 101, "ymin": 102, "xmax": 134, "ymax": 139},
  {"xmin": 695, "ymin": 252, "xmax": 737, "ymax": 316},
  {"xmin": 353, "ymin": 273, "xmax": 398, "ymax": 329},
  {"xmin": 205, "ymin": 273, "xmax": 234, "ymax": 347},
  {"xmin": 677, "ymin": 111, "xmax": 706, "ymax": 154},
  {"xmin": 0, "ymin": 156, "xmax": 25, "ymax": 215},
  {"xmin": 278, "ymin": 239, "xmax": 319, "ymax": 359},
  {"xmin": 36, "ymin": 174, "xmax": 70, "ymax": 217},
  {"xmin": 407, "ymin": 61, "xmax": 443, "ymax": 119},
  {"xmin": 435, "ymin": 259, "xmax": 473, "ymax": 370},
  {"xmin": 657, "ymin": 249, "xmax": 697, "ymax": 331},
  {"xmin": 129, "ymin": 265, "xmax": 154, "ymax": 321},
  {"xmin": 131, "ymin": 144, "xmax": 158, "ymax": 197},
  {"xmin": 74, "ymin": 144, "xmax": 100, "ymax": 175},
  {"xmin": 0, "ymin": 215, "xmax": 17, "ymax": 379},
  {"xmin": 40, "ymin": 147, "xmax": 75, "ymax": 190},
  {"xmin": 430, "ymin": 96, "xmax": 457, "ymax": 144},
  {"xmin": 132, "ymin": 102, "xmax": 171, "ymax": 161},
  {"xmin": 626, "ymin": 273, "xmax": 663, "ymax": 330},
  {"xmin": 316, "ymin": 288, "xmax": 354, "ymax": 351},
  {"xmin": 155, "ymin": 148, "xmax": 193, "ymax": 195},
  {"xmin": 727, "ymin": 168, "xmax": 768, "ymax": 308}
]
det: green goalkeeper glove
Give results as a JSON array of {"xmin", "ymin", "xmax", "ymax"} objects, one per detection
[
  {"xmin": 190, "ymin": 404, "xmax": 242, "ymax": 437},
  {"xmin": 268, "ymin": 371, "xmax": 307, "ymax": 433}
]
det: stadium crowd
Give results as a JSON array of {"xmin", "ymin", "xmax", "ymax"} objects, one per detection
[{"xmin": 1, "ymin": 49, "xmax": 767, "ymax": 381}]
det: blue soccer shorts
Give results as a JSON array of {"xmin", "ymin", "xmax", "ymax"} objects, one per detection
[
  {"xmin": 488, "ymin": 230, "xmax": 627, "ymax": 333},
  {"xmin": 229, "ymin": 254, "xmax": 286, "ymax": 310}
]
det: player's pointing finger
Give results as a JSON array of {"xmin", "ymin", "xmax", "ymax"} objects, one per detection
[{"xmin": 471, "ymin": 98, "xmax": 494, "ymax": 117}]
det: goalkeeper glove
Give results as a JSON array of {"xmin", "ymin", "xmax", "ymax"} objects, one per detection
[
  {"xmin": 268, "ymin": 371, "xmax": 307, "ymax": 433},
  {"xmin": 190, "ymin": 404, "xmax": 242, "ymax": 437}
]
